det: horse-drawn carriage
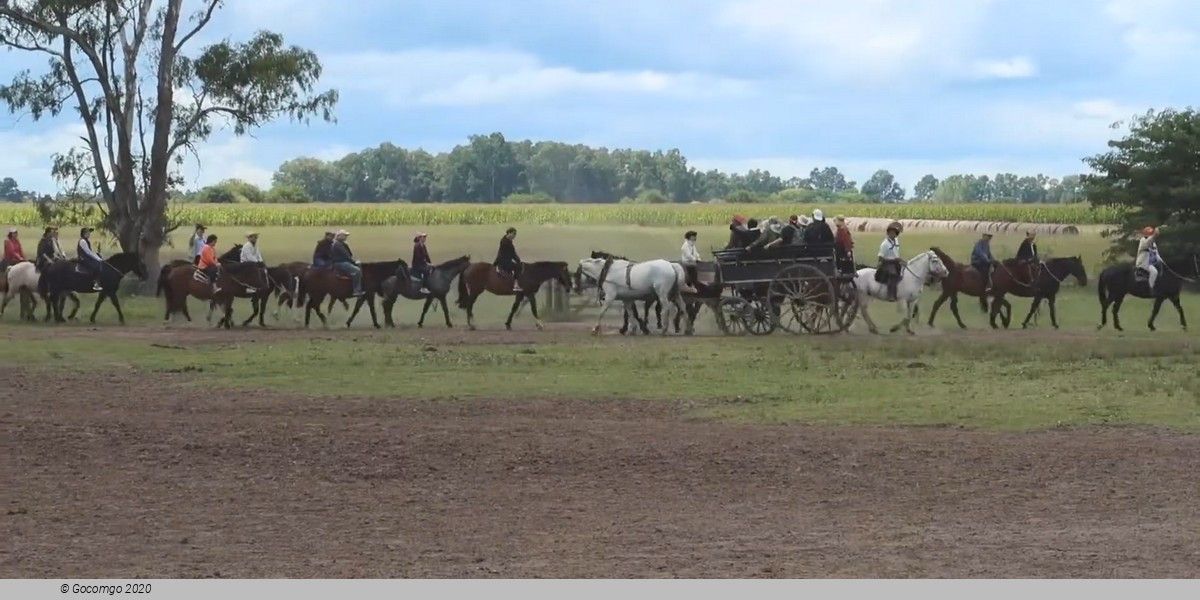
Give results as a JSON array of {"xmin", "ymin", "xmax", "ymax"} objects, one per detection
[{"xmin": 695, "ymin": 242, "xmax": 859, "ymax": 335}]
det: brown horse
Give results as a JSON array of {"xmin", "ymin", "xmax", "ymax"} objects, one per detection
[
  {"xmin": 926, "ymin": 247, "xmax": 991, "ymax": 329},
  {"xmin": 161, "ymin": 262, "xmax": 270, "ymax": 328},
  {"xmin": 992, "ymin": 256, "xmax": 1087, "ymax": 329},
  {"xmin": 299, "ymin": 260, "xmax": 402, "ymax": 329},
  {"xmin": 456, "ymin": 261, "xmax": 572, "ymax": 330},
  {"xmin": 985, "ymin": 259, "xmax": 1050, "ymax": 329}
]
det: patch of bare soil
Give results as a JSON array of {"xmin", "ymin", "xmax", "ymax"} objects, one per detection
[{"xmin": 2, "ymin": 368, "xmax": 1199, "ymax": 578}]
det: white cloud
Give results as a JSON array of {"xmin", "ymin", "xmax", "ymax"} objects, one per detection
[
  {"xmin": 324, "ymin": 49, "xmax": 752, "ymax": 107},
  {"xmin": 984, "ymin": 98, "xmax": 1137, "ymax": 149},
  {"xmin": 966, "ymin": 57, "xmax": 1037, "ymax": 80},
  {"xmin": 1105, "ymin": 0, "xmax": 1200, "ymax": 66},
  {"xmin": 177, "ymin": 136, "xmax": 275, "ymax": 189},
  {"xmin": 0, "ymin": 123, "xmax": 88, "ymax": 192}
]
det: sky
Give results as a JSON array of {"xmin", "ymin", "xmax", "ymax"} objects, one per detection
[{"xmin": 1, "ymin": 0, "xmax": 1199, "ymax": 195}]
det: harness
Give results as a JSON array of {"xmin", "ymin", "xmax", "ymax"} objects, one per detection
[{"xmin": 594, "ymin": 257, "xmax": 637, "ymax": 302}]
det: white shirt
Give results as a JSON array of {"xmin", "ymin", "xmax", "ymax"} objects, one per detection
[
  {"xmin": 1136, "ymin": 236, "xmax": 1156, "ymax": 269},
  {"xmin": 78, "ymin": 238, "xmax": 102, "ymax": 261},
  {"xmin": 681, "ymin": 240, "xmax": 700, "ymax": 265},
  {"xmin": 240, "ymin": 241, "xmax": 264, "ymax": 263},
  {"xmin": 878, "ymin": 237, "xmax": 900, "ymax": 260}
]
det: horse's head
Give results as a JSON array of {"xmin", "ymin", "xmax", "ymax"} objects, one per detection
[
  {"xmin": 925, "ymin": 249, "xmax": 950, "ymax": 281},
  {"xmin": 577, "ymin": 257, "xmax": 605, "ymax": 279},
  {"xmin": 552, "ymin": 262, "xmax": 573, "ymax": 293},
  {"xmin": 1065, "ymin": 255, "xmax": 1088, "ymax": 287}
]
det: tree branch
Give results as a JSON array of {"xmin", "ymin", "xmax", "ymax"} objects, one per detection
[
  {"xmin": 58, "ymin": 34, "xmax": 114, "ymax": 204},
  {"xmin": 174, "ymin": 0, "xmax": 220, "ymax": 54},
  {"xmin": 166, "ymin": 103, "xmax": 251, "ymax": 158}
]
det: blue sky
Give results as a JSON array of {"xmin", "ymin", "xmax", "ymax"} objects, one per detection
[{"xmin": 2, "ymin": 0, "xmax": 1199, "ymax": 194}]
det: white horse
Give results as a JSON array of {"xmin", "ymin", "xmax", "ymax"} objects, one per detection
[
  {"xmin": 1, "ymin": 262, "xmax": 42, "ymax": 321},
  {"xmin": 854, "ymin": 250, "xmax": 949, "ymax": 334},
  {"xmin": 577, "ymin": 257, "xmax": 690, "ymax": 335}
]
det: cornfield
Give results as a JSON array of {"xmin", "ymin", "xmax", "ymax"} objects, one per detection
[{"xmin": 0, "ymin": 202, "xmax": 1125, "ymax": 228}]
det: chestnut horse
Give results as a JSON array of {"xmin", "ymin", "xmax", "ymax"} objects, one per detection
[
  {"xmin": 456, "ymin": 261, "xmax": 572, "ymax": 330},
  {"xmin": 299, "ymin": 260, "xmax": 402, "ymax": 329},
  {"xmin": 161, "ymin": 261, "xmax": 270, "ymax": 328},
  {"xmin": 926, "ymin": 247, "xmax": 992, "ymax": 329}
]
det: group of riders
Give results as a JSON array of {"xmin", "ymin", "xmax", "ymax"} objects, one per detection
[
  {"xmin": 2, "ymin": 226, "xmax": 108, "ymax": 291},
  {"xmin": 181, "ymin": 223, "xmax": 528, "ymax": 298}
]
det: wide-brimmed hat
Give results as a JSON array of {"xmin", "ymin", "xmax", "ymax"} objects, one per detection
[
  {"xmin": 336, "ymin": 229, "xmax": 350, "ymax": 236},
  {"xmin": 6, "ymin": 227, "xmax": 16, "ymax": 234},
  {"xmin": 246, "ymin": 231, "xmax": 259, "ymax": 238},
  {"xmin": 414, "ymin": 231, "xmax": 427, "ymax": 241},
  {"xmin": 982, "ymin": 232, "xmax": 993, "ymax": 238}
]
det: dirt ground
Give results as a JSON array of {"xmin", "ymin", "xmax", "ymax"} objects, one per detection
[{"xmin": 3, "ymin": 363, "xmax": 1200, "ymax": 578}]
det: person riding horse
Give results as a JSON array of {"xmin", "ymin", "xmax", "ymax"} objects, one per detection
[
  {"xmin": 1136, "ymin": 225, "xmax": 1162, "ymax": 292},
  {"xmin": 495, "ymin": 227, "xmax": 523, "ymax": 292},
  {"xmin": 2, "ymin": 227, "xmax": 26, "ymax": 272},
  {"xmin": 76, "ymin": 227, "xmax": 104, "ymax": 291},
  {"xmin": 877, "ymin": 221, "xmax": 905, "ymax": 301},
  {"xmin": 197, "ymin": 234, "xmax": 222, "ymax": 294},
  {"xmin": 1014, "ymin": 231, "xmax": 1040, "ymax": 292},
  {"xmin": 312, "ymin": 230, "xmax": 335, "ymax": 268},
  {"xmin": 188, "ymin": 224, "xmax": 207, "ymax": 265},
  {"xmin": 971, "ymin": 232, "xmax": 996, "ymax": 293},
  {"xmin": 240, "ymin": 232, "xmax": 265, "ymax": 265},
  {"xmin": 330, "ymin": 230, "xmax": 364, "ymax": 296},
  {"xmin": 411, "ymin": 232, "xmax": 432, "ymax": 294},
  {"xmin": 35, "ymin": 226, "xmax": 66, "ymax": 272}
]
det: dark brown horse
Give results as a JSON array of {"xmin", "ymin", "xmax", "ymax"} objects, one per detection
[
  {"xmin": 161, "ymin": 261, "xmax": 270, "ymax": 328},
  {"xmin": 40, "ymin": 252, "xmax": 148, "ymax": 324},
  {"xmin": 988, "ymin": 257, "xmax": 1087, "ymax": 329},
  {"xmin": 926, "ymin": 247, "xmax": 993, "ymax": 329},
  {"xmin": 456, "ymin": 261, "xmax": 572, "ymax": 330},
  {"xmin": 299, "ymin": 260, "xmax": 402, "ymax": 329},
  {"xmin": 380, "ymin": 255, "xmax": 472, "ymax": 328}
]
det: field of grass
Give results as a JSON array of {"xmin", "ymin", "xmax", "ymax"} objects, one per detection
[{"xmin": 0, "ymin": 201, "xmax": 1124, "ymax": 227}]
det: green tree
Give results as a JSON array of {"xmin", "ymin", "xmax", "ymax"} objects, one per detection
[
  {"xmin": 931, "ymin": 175, "xmax": 972, "ymax": 203},
  {"xmin": 0, "ymin": 176, "xmax": 23, "ymax": 201},
  {"xmin": 913, "ymin": 174, "xmax": 938, "ymax": 201},
  {"xmin": 0, "ymin": 0, "xmax": 336, "ymax": 283},
  {"xmin": 808, "ymin": 166, "xmax": 856, "ymax": 192},
  {"xmin": 1084, "ymin": 107, "xmax": 1200, "ymax": 260},
  {"xmin": 860, "ymin": 169, "xmax": 905, "ymax": 203}
]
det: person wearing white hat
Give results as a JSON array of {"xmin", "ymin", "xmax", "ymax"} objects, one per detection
[
  {"xmin": 240, "ymin": 231, "xmax": 264, "ymax": 264},
  {"xmin": 312, "ymin": 230, "xmax": 336, "ymax": 268},
  {"xmin": 803, "ymin": 208, "xmax": 834, "ymax": 244},
  {"xmin": 330, "ymin": 230, "xmax": 362, "ymax": 296},
  {"xmin": 2, "ymin": 227, "xmax": 25, "ymax": 270}
]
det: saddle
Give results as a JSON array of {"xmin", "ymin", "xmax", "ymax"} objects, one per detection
[
  {"xmin": 873, "ymin": 263, "xmax": 902, "ymax": 284},
  {"xmin": 1134, "ymin": 267, "xmax": 1150, "ymax": 283},
  {"xmin": 192, "ymin": 270, "xmax": 212, "ymax": 283}
]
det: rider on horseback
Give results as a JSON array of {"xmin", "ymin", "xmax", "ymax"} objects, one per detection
[
  {"xmin": 1136, "ymin": 226, "xmax": 1161, "ymax": 292},
  {"xmin": 971, "ymin": 232, "xmax": 996, "ymax": 293},
  {"xmin": 495, "ymin": 227, "xmax": 523, "ymax": 292},
  {"xmin": 187, "ymin": 224, "xmax": 206, "ymax": 265},
  {"xmin": 411, "ymin": 232, "xmax": 432, "ymax": 294},
  {"xmin": 877, "ymin": 222, "xmax": 904, "ymax": 301},
  {"xmin": 76, "ymin": 227, "xmax": 104, "ymax": 291},
  {"xmin": 312, "ymin": 230, "xmax": 335, "ymax": 268},
  {"xmin": 1015, "ymin": 231, "xmax": 1040, "ymax": 293},
  {"xmin": 36, "ymin": 226, "xmax": 65, "ymax": 272},
  {"xmin": 197, "ymin": 234, "xmax": 222, "ymax": 294},
  {"xmin": 240, "ymin": 232, "xmax": 265, "ymax": 264},
  {"xmin": 2, "ymin": 227, "xmax": 25, "ymax": 270},
  {"xmin": 331, "ymin": 230, "xmax": 364, "ymax": 296}
]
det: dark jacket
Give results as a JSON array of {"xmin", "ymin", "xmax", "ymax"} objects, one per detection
[
  {"xmin": 494, "ymin": 236, "xmax": 520, "ymax": 268},
  {"xmin": 971, "ymin": 240, "xmax": 994, "ymax": 267},
  {"xmin": 412, "ymin": 243, "xmax": 431, "ymax": 271},
  {"xmin": 313, "ymin": 239, "xmax": 333, "ymax": 266},
  {"xmin": 1016, "ymin": 239, "xmax": 1038, "ymax": 261},
  {"xmin": 36, "ymin": 237, "xmax": 56, "ymax": 269},
  {"xmin": 330, "ymin": 240, "xmax": 355, "ymax": 264},
  {"xmin": 803, "ymin": 219, "xmax": 834, "ymax": 244}
]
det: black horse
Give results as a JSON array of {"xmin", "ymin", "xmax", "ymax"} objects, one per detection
[
  {"xmin": 986, "ymin": 256, "xmax": 1089, "ymax": 330},
  {"xmin": 39, "ymin": 252, "xmax": 148, "ymax": 324},
  {"xmin": 1097, "ymin": 255, "xmax": 1197, "ymax": 332}
]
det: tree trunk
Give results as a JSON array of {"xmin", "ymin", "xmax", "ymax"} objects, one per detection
[{"xmin": 140, "ymin": 243, "xmax": 162, "ymax": 295}]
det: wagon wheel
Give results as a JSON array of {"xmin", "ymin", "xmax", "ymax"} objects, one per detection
[
  {"xmin": 745, "ymin": 299, "xmax": 777, "ymax": 335},
  {"xmin": 768, "ymin": 263, "xmax": 838, "ymax": 334},
  {"xmin": 714, "ymin": 296, "xmax": 750, "ymax": 336},
  {"xmin": 835, "ymin": 278, "xmax": 860, "ymax": 332}
]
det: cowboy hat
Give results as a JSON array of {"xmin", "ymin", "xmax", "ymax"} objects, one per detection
[
  {"xmin": 812, "ymin": 209, "xmax": 825, "ymax": 221},
  {"xmin": 336, "ymin": 229, "xmax": 350, "ymax": 236},
  {"xmin": 246, "ymin": 231, "xmax": 259, "ymax": 238},
  {"xmin": 414, "ymin": 231, "xmax": 428, "ymax": 239},
  {"xmin": 6, "ymin": 227, "xmax": 16, "ymax": 234}
]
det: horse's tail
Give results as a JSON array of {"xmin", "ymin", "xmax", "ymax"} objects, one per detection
[
  {"xmin": 456, "ymin": 268, "xmax": 470, "ymax": 308},
  {"xmin": 156, "ymin": 264, "xmax": 172, "ymax": 297}
]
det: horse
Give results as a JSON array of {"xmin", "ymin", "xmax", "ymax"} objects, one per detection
[
  {"xmin": 853, "ymin": 250, "xmax": 949, "ymax": 334},
  {"xmin": 986, "ymin": 256, "xmax": 1088, "ymax": 329},
  {"xmin": 580, "ymin": 251, "xmax": 664, "ymax": 335},
  {"xmin": 577, "ymin": 256, "xmax": 690, "ymax": 336},
  {"xmin": 299, "ymin": 260, "xmax": 403, "ymax": 329},
  {"xmin": 925, "ymin": 247, "xmax": 992, "ymax": 329},
  {"xmin": 39, "ymin": 252, "xmax": 148, "ymax": 325},
  {"xmin": 1097, "ymin": 255, "xmax": 1197, "ymax": 332},
  {"xmin": 2, "ymin": 262, "xmax": 77, "ymax": 322},
  {"xmin": 456, "ymin": 261, "xmax": 573, "ymax": 331},
  {"xmin": 380, "ymin": 255, "xmax": 472, "ymax": 328},
  {"xmin": 160, "ymin": 260, "xmax": 270, "ymax": 328}
]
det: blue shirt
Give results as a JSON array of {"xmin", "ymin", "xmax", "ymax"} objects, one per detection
[
  {"xmin": 970, "ymin": 240, "xmax": 993, "ymax": 266},
  {"xmin": 192, "ymin": 235, "xmax": 206, "ymax": 259}
]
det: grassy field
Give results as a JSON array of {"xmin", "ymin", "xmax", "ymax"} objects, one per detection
[{"xmin": 0, "ymin": 201, "xmax": 1124, "ymax": 227}]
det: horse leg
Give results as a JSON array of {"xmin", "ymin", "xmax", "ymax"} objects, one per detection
[
  {"xmin": 383, "ymin": 296, "xmax": 398, "ymax": 328},
  {"xmin": 1169, "ymin": 295, "xmax": 1187, "ymax": 331},
  {"xmin": 527, "ymin": 293, "xmax": 544, "ymax": 331},
  {"xmin": 89, "ymin": 293, "xmax": 107, "ymax": 324},
  {"xmin": 889, "ymin": 299, "xmax": 910, "ymax": 334},
  {"xmin": 439, "ymin": 296, "xmax": 453, "ymax": 328},
  {"xmin": 67, "ymin": 294, "xmax": 81, "ymax": 320},
  {"xmin": 415, "ymin": 296, "xmax": 434, "ymax": 328},
  {"xmin": 927, "ymin": 291, "xmax": 949, "ymax": 327},
  {"xmin": 988, "ymin": 295, "xmax": 1004, "ymax": 329},
  {"xmin": 593, "ymin": 296, "xmax": 616, "ymax": 335},
  {"xmin": 110, "ymin": 293, "xmax": 127, "ymax": 326},
  {"xmin": 948, "ymin": 295, "xmax": 968, "ymax": 329},
  {"xmin": 242, "ymin": 297, "xmax": 260, "ymax": 327},
  {"xmin": 346, "ymin": 296, "xmax": 368, "ymax": 328},
  {"xmin": 365, "ymin": 295, "xmax": 381, "ymax": 329},
  {"xmin": 619, "ymin": 306, "xmax": 630, "ymax": 335},
  {"xmin": 1148, "ymin": 297, "xmax": 1165, "ymax": 331},
  {"xmin": 1047, "ymin": 295, "xmax": 1060, "ymax": 329},
  {"xmin": 858, "ymin": 296, "xmax": 880, "ymax": 335},
  {"xmin": 505, "ymin": 295, "xmax": 525, "ymax": 330},
  {"xmin": 222, "ymin": 299, "xmax": 234, "ymax": 330},
  {"xmin": 1021, "ymin": 297, "xmax": 1042, "ymax": 329},
  {"xmin": 1112, "ymin": 295, "xmax": 1125, "ymax": 331}
]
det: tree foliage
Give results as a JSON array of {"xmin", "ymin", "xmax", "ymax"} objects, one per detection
[
  {"xmin": 1084, "ymin": 107, "xmax": 1200, "ymax": 261},
  {"xmin": 0, "ymin": 0, "xmax": 336, "ymax": 269}
]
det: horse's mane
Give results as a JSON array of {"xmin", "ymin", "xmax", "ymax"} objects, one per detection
[
  {"xmin": 590, "ymin": 250, "xmax": 628, "ymax": 261},
  {"xmin": 436, "ymin": 255, "xmax": 471, "ymax": 268},
  {"xmin": 928, "ymin": 246, "xmax": 958, "ymax": 269}
]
